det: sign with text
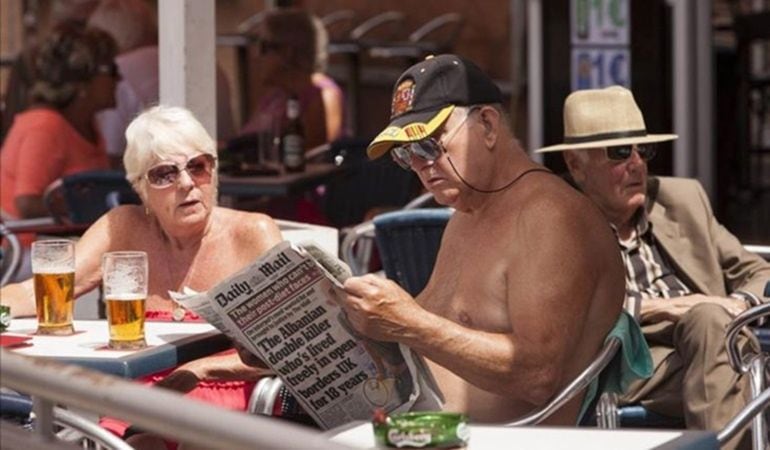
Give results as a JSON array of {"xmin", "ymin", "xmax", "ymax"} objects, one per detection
[{"xmin": 571, "ymin": 48, "xmax": 630, "ymax": 90}]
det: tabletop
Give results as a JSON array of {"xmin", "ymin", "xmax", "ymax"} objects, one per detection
[
  {"xmin": 2, "ymin": 319, "xmax": 230, "ymax": 379},
  {"xmin": 218, "ymin": 163, "xmax": 344, "ymax": 198},
  {"xmin": 327, "ymin": 421, "xmax": 719, "ymax": 450}
]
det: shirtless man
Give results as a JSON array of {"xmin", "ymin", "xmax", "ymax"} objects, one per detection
[{"xmin": 338, "ymin": 55, "xmax": 628, "ymax": 424}]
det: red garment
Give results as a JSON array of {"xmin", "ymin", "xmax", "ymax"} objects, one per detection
[
  {"xmin": 100, "ymin": 310, "xmax": 255, "ymax": 450},
  {"xmin": 0, "ymin": 108, "xmax": 109, "ymax": 218}
]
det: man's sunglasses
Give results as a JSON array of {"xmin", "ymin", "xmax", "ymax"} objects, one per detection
[
  {"xmin": 391, "ymin": 139, "xmax": 443, "ymax": 170},
  {"xmin": 605, "ymin": 144, "xmax": 657, "ymax": 162},
  {"xmin": 390, "ymin": 106, "xmax": 480, "ymax": 170},
  {"xmin": 145, "ymin": 154, "xmax": 217, "ymax": 189}
]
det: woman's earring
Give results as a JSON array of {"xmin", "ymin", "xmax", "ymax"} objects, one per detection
[{"xmin": 145, "ymin": 206, "xmax": 150, "ymax": 216}]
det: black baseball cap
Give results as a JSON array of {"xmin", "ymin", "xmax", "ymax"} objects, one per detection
[{"xmin": 367, "ymin": 54, "xmax": 503, "ymax": 159}]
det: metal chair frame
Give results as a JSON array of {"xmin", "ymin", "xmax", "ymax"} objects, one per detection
[{"xmin": 0, "ymin": 222, "xmax": 22, "ymax": 286}]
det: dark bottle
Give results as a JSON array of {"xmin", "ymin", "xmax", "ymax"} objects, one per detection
[{"xmin": 281, "ymin": 96, "xmax": 305, "ymax": 172}]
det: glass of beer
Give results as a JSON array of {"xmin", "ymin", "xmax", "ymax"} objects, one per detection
[
  {"xmin": 102, "ymin": 251, "xmax": 148, "ymax": 349},
  {"xmin": 31, "ymin": 240, "xmax": 76, "ymax": 335}
]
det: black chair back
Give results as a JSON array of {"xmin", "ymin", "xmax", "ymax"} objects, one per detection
[
  {"xmin": 373, "ymin": 208, "xmax": 453, "ymax": 296},
  {"xmin": 58, "ymin": 171, "xmax": 138, "ymax": 224}
]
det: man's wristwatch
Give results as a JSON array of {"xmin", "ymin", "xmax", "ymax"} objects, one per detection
[{"xmin": 730, "ymin": 290, "xmax": 765, "ymax": 325}]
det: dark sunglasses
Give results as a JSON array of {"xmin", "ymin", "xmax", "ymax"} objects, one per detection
[
  {"xmin": 390, "ymin": 106, "xmax": 480, "ymax": 170},
  {"xmin": 391, "ymin": 139, "xmax": 443, "ymax": 170},
  {"xmin": 96, "ymin": 62, "xmax": 120, "ymax": 78},
  {"xmin": 145, "ymin": 154, "xmax": 217, "ymax": 189},
  {"xmin": 605, "ymin": 144, "xmax": 657, "ymax": 162}
]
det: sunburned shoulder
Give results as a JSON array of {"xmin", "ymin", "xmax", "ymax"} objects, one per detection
[
  {"xmin": 215, "ymin": 207, "xmax": 281, "ymax": 242},
  {"xmin": 100, "ymin": 204, "xmax": 150, "ymax": 230},
  {"xmin": 82, "ymin": 205, "xmax": 152, "ymax": 247},
  {"xmin": 515, "ymin": 177, "xmax": 607, "ymax": 235}
]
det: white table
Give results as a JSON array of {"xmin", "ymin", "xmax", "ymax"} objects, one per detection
[
  {"xmin": 328, "ymin": 421, "xmax": 719, "ymax": 450},
  {"xmin": 3, "ymin": 319, "xmax": 229, "ymax": 378}
]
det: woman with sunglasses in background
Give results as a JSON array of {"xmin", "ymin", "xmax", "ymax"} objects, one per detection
[{"xmin": 1, "ymin": 105, "xmax": 283, "ymax": 450}]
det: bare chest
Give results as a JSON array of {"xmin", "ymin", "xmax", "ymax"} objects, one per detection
[
  {"xmin": 418, "ymin": 230, "xmax": 510, "ymax": 332},
  {"xmin": 142, "ymin": 238, "xmax": 252, "ymax": 312}
]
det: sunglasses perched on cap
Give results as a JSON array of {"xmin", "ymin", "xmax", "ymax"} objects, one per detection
[
  {"xmin": 390, "ymin": 106, "xmax": 480, "ymax": 170},
  {"xmin": 145, "ymin": 154, "xmax": 217, "ymax": 189},
  {"xmin": 604, "ymin": 143, "xmax": 657, "ymax": 162}
]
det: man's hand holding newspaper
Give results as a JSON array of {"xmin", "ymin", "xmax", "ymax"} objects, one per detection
[{"xmin": 171, "ymin": 241, "xmax": 442, "ymax": 429}]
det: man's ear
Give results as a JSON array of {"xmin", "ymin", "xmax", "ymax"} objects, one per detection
[
  {"xmin": 563, "ymin": 150, "xmax": 586, "ymax": 184},
  {"xmin": 478, "ymin": 106, "xmax": 500, "ymax": 148}
]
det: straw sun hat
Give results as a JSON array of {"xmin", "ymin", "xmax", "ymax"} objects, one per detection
[{"xmin": 536, "ymin": 86, "xmax": 677, "ymax": 153}]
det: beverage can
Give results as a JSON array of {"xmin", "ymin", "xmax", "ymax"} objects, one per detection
[{"xmin": 373, "ymin": 411, "xmax": 470, "ymax": 448}]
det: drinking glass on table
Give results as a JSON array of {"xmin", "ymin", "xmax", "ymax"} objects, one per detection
[
  {"xmin": 31, "ymin": 239, "xmax": 76, "ymax": 335},
  {"xmin": 102, "ymin": 251, "xmax": 148, "ymax": 349}
]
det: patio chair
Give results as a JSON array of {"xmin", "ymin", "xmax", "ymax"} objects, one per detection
[
  {"xmin": 368, "ymin": 13, "xmax": 466, "ymax": 64},
  {"xmin": 339, "ymin": 194, "xmax": 439, "ymax": 276},
  {"xmin": 43, "ymin": 170, "xmax": 135, "ymax": 224},
  {"xmin": 371, "ymin": 208, "xmax": 453, "ymax": 296},
  {"xmin": 0, "ymin": 222, "xmax": 22, "ymax": 286},
  {"xmin": 719, "ymin": 302, "xmax": 770, "ymax": 450},
  {"xmin": 0, "ymin": 392, "xmax": 134, "ymax": 450}
]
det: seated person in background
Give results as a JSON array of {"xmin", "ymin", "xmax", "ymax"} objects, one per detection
[
  {"xmin": 240, "ymin": 8, "xmax": 333, "ymax": 150},
  {"xmin": 311, "ymin": 14, "xmax": 346, "ymax": 141},
  {"xmin": 0, "ymin": 1, "xmax": 100, "ymax": 141},
  {"xmin": 0, "ymin": 24, "xmax": 118, "ymax": 220},
  {"xmin": 333, "ymin": 54, "xmax": 631, "ymax": 424},
  {"xmin": 87, "ymin": 0, "xmax": 235, "ymax": 167},
  {"xmin": 540, "ymin": 85, "xmax": 770, "ymax": 449},
  {"xmin": 1, "ymin": 105, "xmax": 281, "ymax": 450}
]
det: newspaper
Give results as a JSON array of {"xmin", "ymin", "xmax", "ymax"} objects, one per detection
[{"xmin": 170, "ymin": 240, "xmax": 443, "ymax": 429}]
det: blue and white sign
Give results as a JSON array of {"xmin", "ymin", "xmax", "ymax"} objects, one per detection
[{"xmin": 571, "ymin": 48, "xmax": 630, "ymax": 90}]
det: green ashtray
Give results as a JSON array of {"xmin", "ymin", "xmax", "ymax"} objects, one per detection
[
  {"xmin": 0, "ymin": 305, "xmax": 10, "ymax": 332},
  {"xmin": 373, "ymin": 412, "xmax": 469, "ymax": 448}
]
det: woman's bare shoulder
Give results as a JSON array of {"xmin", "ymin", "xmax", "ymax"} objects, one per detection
[
  {"xmin": 86, "ymin": 205, "xmax": 149, "ymax": 237},
  {"xmin": 216, "ymin": 207, "xmax": 282, "ymax": 243}
]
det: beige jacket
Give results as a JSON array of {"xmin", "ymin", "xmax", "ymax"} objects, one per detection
[{"xmin": 647, "ymin": 176, "xmax": 769, "ymax": 299}]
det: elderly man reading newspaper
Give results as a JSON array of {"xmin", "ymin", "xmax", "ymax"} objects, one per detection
[{"xmin": 335, "ymin": 55, "xmax": 650, "ymax": 425}]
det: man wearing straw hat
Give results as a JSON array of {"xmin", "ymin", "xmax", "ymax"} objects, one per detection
[
  {"xmin": 337, "ymin": 55, "xmax": 640, "ymax": 425},
  {"xmin": 539, "ymin": 85, "xmax": 769, "ymax": 447}
]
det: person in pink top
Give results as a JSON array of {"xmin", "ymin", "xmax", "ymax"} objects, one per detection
[
  {"xmin": 241, "ymin": 8, "xmax": 344, "ymax": 149},
  {"xmin": 0, "ymin": 24, "xmax": 118, "ymax": 221}
]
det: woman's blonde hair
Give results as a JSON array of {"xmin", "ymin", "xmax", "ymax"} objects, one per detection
[{"xmin": 123, "ymin": 105, "xmax": 217, "ymax": 200}]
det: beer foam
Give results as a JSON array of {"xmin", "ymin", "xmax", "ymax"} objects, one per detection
[
  {"xmin": 105, "ymin": 293, "xmax": 146, "ymax": 301},
  {"xmin": 33, "ymin": 267, "xmax": 74, "ymax": 274},
  {"xmin": 104, "ymin": 270, "xmax": 146, "ymax": 295}
]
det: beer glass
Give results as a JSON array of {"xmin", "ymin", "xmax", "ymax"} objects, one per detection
[
  {"xmin": 102, "ymin": 251, "xmax": 147, "ymax": 349},
  {"xmin": 31, "ymin": 240, "xmax": 76, "ymax": 335}
]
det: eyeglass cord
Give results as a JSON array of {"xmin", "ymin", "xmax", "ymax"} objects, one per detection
[{"xmin": 447, "ymin": 158, "xmax": 552, "ymax": 193}]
